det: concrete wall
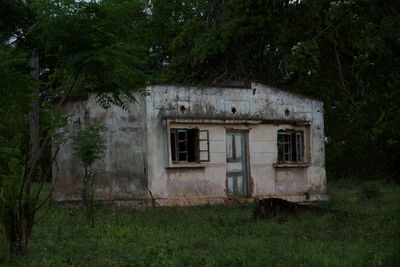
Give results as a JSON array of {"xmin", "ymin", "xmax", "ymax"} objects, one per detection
[
  {"xmin": 53, "ymin": 94, "xmax": 148, "ymax": 203},
  {"xmin": 149, "ymin": 123, "xmax": 227, "ymax": 205},
  {"xmin": 146, "ymin": 82, "xmax": 327, "ymax": 204},
  {"xmin": 53, "ymin": 82, "xmax": 327, "ymax": 205},
  {"xmin": 249, "ymin": 124, "xmax": 311, "ymax": 197}
]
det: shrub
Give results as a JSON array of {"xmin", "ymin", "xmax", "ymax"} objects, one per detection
[
  {"xmin": 72, "ymin": 122, "xmax": 107, "ymax": 227},
  {"xmin": 359, "ymin": 181, "xmax": 381, "ymax": 201}
]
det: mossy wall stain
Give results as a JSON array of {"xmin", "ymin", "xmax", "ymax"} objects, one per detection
[{"xmin": 53, "ymin": 82, "xmax": 328, "ymax": 206}]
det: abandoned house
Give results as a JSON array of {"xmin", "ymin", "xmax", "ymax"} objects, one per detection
[{"xmin": 53, "ymin": 82, "xmax": 328, "ymax": 207}]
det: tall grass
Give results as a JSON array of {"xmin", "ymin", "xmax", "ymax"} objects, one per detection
[{"xmin": 1, "ymin": 180, "xmax": 399, "ymax": 266}]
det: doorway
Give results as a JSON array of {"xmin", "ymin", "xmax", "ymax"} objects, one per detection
[{"xmin": 226, "ymin": 131, "xmax": 248, "ymax": 197}]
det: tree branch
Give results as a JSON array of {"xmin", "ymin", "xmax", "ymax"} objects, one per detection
[
  {"xmin": 0, "ymin": 187, "xmax": 5, "ymax": 203},
  {"xmin": 33, "ymin": 165, "xmax": 59, "ymax": 226},
  {"xmin": 34, "ymin": 155, "xmax": 60, "ymax": 215},
  {"xmin": 335, "ymin": 44, "xmax": 359, "ymax": 108},
  {"xmin": 27, "ymin": 69, "xmax": 81, "ymax": 184},
  {"xmin": 34, "ymin": 147, "xmax": 60, "ymax": 205},
  {"xmin": 18, "ymin": 138, "xmax": 32, "ymax": 208},
  {"xmin": 311, "ymin": 10, "xmax": 350, "ymax": 42}
]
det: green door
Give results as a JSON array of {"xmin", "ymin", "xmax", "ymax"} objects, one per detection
[{"xmin": 226, "ymin": 132, "xmax": 248, "ymax": 196}]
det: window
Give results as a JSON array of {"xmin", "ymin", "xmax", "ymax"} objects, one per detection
[
  {"xmin": 170, "ymin": 128, "xmax": 209, "ymax": 163},
  {"xmin": 277, "ymin": 130, "xmax": 303, "ymax": 163}
]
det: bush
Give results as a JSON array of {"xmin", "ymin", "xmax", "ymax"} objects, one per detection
[
  {"xmin": 72, "ymin": 122, "xmax": 107, "ymax": 227},
  {"xmin": 359, "ymin": 181, "xmax": 381, "ymax": 201}
]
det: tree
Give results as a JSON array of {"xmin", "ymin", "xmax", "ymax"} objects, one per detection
[
  {"xmin": 1, "ymin": 0, "xmax": 399, "ymax": 255},
  {"xmin": 0, "ymin": 0, "xmax": 151, "ymax": 254},
  {"xmin": 72, "ymin": 123, "xmax": 107, "ymax": 228},
  {"xmin": 150, "ymin": 0, "xmax": 400, "ymax": 181},
  {"xmin": 0, "ymin": 45, "xmax": 37, "ymax": 255},
  {"xmin": 291, "ymin": 0, "xmax": 400, "ymax": 180}
]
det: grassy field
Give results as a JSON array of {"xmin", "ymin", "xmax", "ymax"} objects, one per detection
[{"xmin": 1, "ymin": 180, "xmax": 399, "ymax": 266}]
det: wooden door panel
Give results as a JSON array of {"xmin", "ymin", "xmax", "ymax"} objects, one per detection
[{"xmin": 226, "ymin": 132, "xmax": 247, "ymax": 197}]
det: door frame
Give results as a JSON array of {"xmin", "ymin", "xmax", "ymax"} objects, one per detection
[{"xmin": 225, "ymin": 130, "xmax": 250, "ymax": 197}]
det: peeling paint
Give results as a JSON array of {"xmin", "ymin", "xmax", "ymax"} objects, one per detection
[{"xmin": 53, "ymin": 82, "xmax": 327, "ymax": 206}]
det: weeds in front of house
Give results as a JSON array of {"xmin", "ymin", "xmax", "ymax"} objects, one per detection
[
  {"xmin": 358, "ymin": 181, "xmax": 381, "ymax": 201},
  {"xmin": 71, "ymin": 122, "xmax": 107, "ymax": 228},
  {"xmin": 0, "ymin": 180, "xmax": 399, "ymax": 266}
]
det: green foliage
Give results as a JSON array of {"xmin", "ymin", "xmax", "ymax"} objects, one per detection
[
  {"xmin": 289, "ymin": 41, "xmax": 320, "ymax": 74},
  {"xmin": 1, "ymin": 0, "xmax": 400, "ymax": 255},
  {"xmin": 72, "ymin": 123, "xmax": 107, "ymax": 170},
  {"xmin": 28, "ymin": 0, "xmax": 151, "ymax": 109},
  {"xmin": 359, "ymin": 181, "xmax": 381, "ymax": 201},
  {"xmin": 0, "ymin": 181, "xmax": 399, "ymax": 265},
  {"xmin": 0, "ymin": 48, "xmax": 31, "ymax": 178},
  {"xmin": 72, "ymin": 123, "xmax": 107, "ymax": 227},
  {"xmin": 0, "ymin": 134, "xmax": 36, "ymax": 254},
  {"xmin": 0, "ymin": 0, "xmax": 32, "ymax": 44},
  {"xmin": 148, "ymin": 0, "xmax": 400, "ymax": 182},
  {"xmin": 0, "ymin": 44, "xmax": 33, "ymax": 245},
  {"xmin": 1, "ymin": 135, "xmax": 25, "ymax": 225},
  {"xmin": 1, "ymin": 0, "xmax": 151, "ymax": 254},
  {"xmin": 0, "ymin": 49, "xmax": 32, "ymax": 117}
]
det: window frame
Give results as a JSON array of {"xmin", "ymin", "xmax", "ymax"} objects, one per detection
[
  {"xmin": 277, "ymin": 130, "xmax": 304, "ymax": 164},
  {"xmin": 198, "ymin": 130, "xmax": 210, "ymax": 162},
  {"xmin": 169, "ymin": 127, "xmax": 210, "ymax": 165}
]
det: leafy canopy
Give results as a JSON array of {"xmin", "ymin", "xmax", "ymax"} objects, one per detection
[{"xmin": 71, "ymin": 123, "xmax": 107, "ymax": 169}]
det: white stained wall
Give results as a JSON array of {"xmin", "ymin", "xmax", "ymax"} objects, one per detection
[
  {"xmin": 248, "ymin": 124, "xmax": 311, "ymax": 197},
  {"xmin": 146, "ymin": 123, "xmax": 228, "ymax": 205},
  {"xmin": 145, "ymin": 82, "xmax": 327, "ymax": 204},
  {"xmin": 53, "ymin": 82, "xmax": 327, "ymax": 205}
]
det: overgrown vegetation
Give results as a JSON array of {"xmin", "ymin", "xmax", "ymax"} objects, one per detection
[
  {"xmin": 1, "ymin": 0, "xmax": 399, "ymax": 256},
  {"xmin": 148, "ymin": 0, "xmax": 400, "ymax": 182},
  {"xmin": 72, "ymin": 123, "xmax": 107, "ymax": 227},
  {"xmin": 0, "ymin": 0, "xmax": 150, "ymax": 254},
  {"xmin": 358, "ymin": 181, "xmax": 381, "ymax": 201},
  {"xmin": 0, "ymin": 181, "xmax": 399, "ymax": 266}
]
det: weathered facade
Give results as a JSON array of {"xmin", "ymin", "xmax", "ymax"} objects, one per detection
[{"xmin": 53, "ymin": 82, "xmax": 327, "ymax": 207}]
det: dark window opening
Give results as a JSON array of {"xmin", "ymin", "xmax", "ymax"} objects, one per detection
[
  {"xmin": 187, "ymin": 129, "xmax": 197, "ymax": 162},
  {"xmin": 170, "ymin": 132, "xmax": 176, "ymax": 161},
  {"xmin": 277, "ymin": 130, "xmax": 303, "ymax": 163},
  {"xmin": 177, "ymin": 130, "xmax": 188, "ymax": 161},
  {"xmin": 170, "ymin": 128, "xmax": 209, "ymax": 163}
]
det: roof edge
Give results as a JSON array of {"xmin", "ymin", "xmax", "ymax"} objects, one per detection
[
  {"xmin": 148, "ymin": 81, "xmax": 251, "ymax": 89},
  {"xmin": 148, "ymin": 81, "xmax": 322, "ymax": 102},
  {"xmin": 52, "ymin": 81, "xmax": 323, "ymax": 105}
]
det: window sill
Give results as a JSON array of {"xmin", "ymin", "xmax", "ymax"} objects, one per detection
[
  {"xmin": 273, "ymin": 162, "xmax": 311, "ymax": 168},
  {"xmin": 166, "ymin": 163, "xmax": 208, "ymax": 169}
]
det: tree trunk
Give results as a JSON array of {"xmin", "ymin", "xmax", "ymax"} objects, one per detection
[
  {"xmin": 8, "ymin": 206, "xmax": 34, "ymax": 255},
  {"xmin": 29, "ymin": 55, "xmax": 40, "ymax": 179}
]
